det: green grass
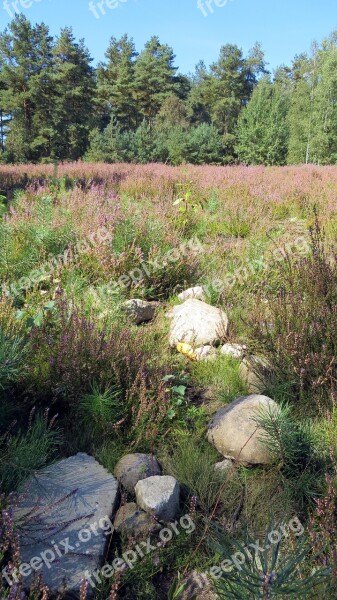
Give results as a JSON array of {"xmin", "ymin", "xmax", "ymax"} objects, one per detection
[
  {"xmin": 1, "ymin": 170, "xmax": 337, "ymax": 598},
  {"xmin": 190, "ymin": 355, "xmax": 247, "ymax": 403}
]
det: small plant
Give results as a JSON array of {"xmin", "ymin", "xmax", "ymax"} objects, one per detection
[
  {"xmin": 0, "ymin": 411, "xmax": 62, "ymax": 493},
  {"xmin": 308, "ymin": 474, "xmax": 337, "ymax": 590},
  {"xmin": 162, "ymin": 437, "xmax": 242, "ymax": 514},
  {"xmin": 255, "ymin": 402, "xmax": 326, "ymax": 511},
  {"xmin": 78, "ymin": 381, "xmax": 124, "ymax": 436},
  {"xmin": 0, "ymin": 194, "xmax": 6, "ymax": 217},
  {"xmin": 211, "ymin": 519, "xmax": 330, "ymax": 599},
  {"xmin": 250, "ymin": 213, "xmax": 337, "ymax": 411},
  {"xmin": 16, "ymin": 300, "xmax": 56, "ymax": 330},
  {"xmin": 167, "ymin": 573, "xmax": 187, "ymax": 599},
  {"xmin": 165, "ymin": 379, "xmax": 188, "ymax": 421},
  {"xmin": 0, "ymin": 329, "xmax": 27, "ymax": 391},
  {"xmin": 173, "ymin": 181, "xmax": 200, "ymax": 214}
]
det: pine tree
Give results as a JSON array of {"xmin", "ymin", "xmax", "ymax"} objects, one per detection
[
  {"xmin": 51, "ymin": 28, "xmax": 95, "ymax": 160},
  {"xmin": 96, "ymin": 34, "xmax": 137, "ymax": 130},
  {"xmin": 188, "ymin": 44, "xmax": 266, "ymax": 161},
  {"xmin": 28, "ymin": 22, "xmax": 55, "ymax": 160},
  {"xmin": 0, "ymin": 15, "xmax": 54, "ymax": 162},
  {"xmin": 134, "ymin": 36, "xmax": 177, "ymax": 122}
]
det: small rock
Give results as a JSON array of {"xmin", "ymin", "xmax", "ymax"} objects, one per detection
[
  {"xmin": 194, "ymin": 345, "xmax": 218, "ymax": 362},
  {"xmin": 135, "ymin": 476, "xmax": 180, "ymax": 522},
  {"xmin": 167, "ymin": 299, "xmax": 228, "ymax": 348},
  {"xmin": 179, "ymin": 570, "xmax": 219, "ymax": 600},
  {"xmin": 214, "ymin": 459, "xmax": 233, "ymax": 473},
  {"xmin": 207, "ymin": 395, "xmax": 279, "ymax": 465},
  {"xmin": 221, "ymin": 343, "xmax": 246, "ymax": 359},
  {"xmin": 123, "ymin": 299, "xmax": 158, "ymax": 325},
  {"xmin": 178, "ymin": 286, "xmax": 206, "ymax": 302},
  {"xmin": 114, "ymin": 453, "xmax": 162, "ymax": 494},
  {"xmin": 114, "ymin": 502, "xmax": 159, "ymax": 537},
  {"xmin": 240, "ymin": 355, "xmax": 271, "ymax": 393}
]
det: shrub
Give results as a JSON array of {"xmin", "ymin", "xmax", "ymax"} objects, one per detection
[
  {"xmin": 250, "ymin": 215, "xmax": 337, "ymax": 411},
  {"xmin": 210, "ymin": 519, "xmax": 330, "ymax": 599},
  {"xmin": 308, "ymin": 474, "xmax": 337, "ymax": 590},
  {"xmin": 29, "ymin": 291, "xmax": 172, "ymax": 448},
  {"xmin": 255, "ymin": 402, "xmax": 326, "ymax": 512},
  {"xmin": 0, "ymin": 412, "xmax": 61, "ymax": 493},
  {"xmin": 0, "ymin": 329, "xmax": 27, "ymax": 392},
  {"xmin": 78, "ymin": 381, "xmax": 124, "ymax": 437}
]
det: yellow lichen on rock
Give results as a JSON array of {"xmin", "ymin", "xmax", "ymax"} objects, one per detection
[{"xmin": 176, "ymin": 342, "xmax": 197, "ymax": 361}]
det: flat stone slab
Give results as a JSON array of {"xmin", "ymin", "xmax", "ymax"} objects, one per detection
[{"xmin": 13, "ymin": 453, "xmax": 119, "ymax": 597}]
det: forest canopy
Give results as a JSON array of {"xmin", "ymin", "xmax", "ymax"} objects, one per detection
[{"xmin": 1, "ymin": 14, "xmax": 337, "ymax": 165}]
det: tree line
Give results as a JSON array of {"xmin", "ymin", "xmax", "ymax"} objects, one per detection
[{"xmin": 0, "ymin": 14, "xmax": 337, "ymax": 165}]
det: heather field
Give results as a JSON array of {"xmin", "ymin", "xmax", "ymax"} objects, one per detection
[{"xmin": 1, "ymin": 163, "xmax": 337, "ymax": 599}]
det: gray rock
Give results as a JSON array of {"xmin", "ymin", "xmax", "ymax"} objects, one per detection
[
  {"xmin": 239, "ymin": 355, "xmax": 271, "ymax": 393},
  {"xmin": 135, "ymin": 476, "xmax": 180, "ymax": 522},
  {"xmin": 179, "ymin": 570, "xmax": 219, "ymax": 600},
  {"xmin": 207, "ymin": 395, "xmax": 279, "ymax": 465},
  {"xmin": 194, "ymin": 345, "xmax": 218, "ymax": 362},
  {"xmin": 221, "ymin": 343, "xmax": 246, "ymax": 359},
  {"xmin": 114, "ymin": 502, "xmax": 159, "ymax": 537},
  {"xmin": 14, "ymin": 453, "xmax": 119, "ymax": 597},
  {"xmin": 114, "ymin": 453, "xmax": 162, "ymax": 494},
  {"xmin": 122, "ymin": 299, "xmax": 158, "ymax": 325},
  {"xmin": 166, "ymin": 299, "xmax": 228, "ymax": 348},
  {"xmin": 214, "ymin": 459, "xmax": 234, "ymax": 473},
  {"xmin": 178, "ymin": 286, "xmax": 206, "ymax": 302}
]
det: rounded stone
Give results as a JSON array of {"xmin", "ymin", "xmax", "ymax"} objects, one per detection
[
  {"xmin": 114, "ymin": 453, "xmax": 162, "ymax": 493},
  {"xmin": 207, "ymin": 394, "xmax": 279, "ymax": 465}
]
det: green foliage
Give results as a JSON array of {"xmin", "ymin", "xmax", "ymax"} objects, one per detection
[
  {"xmin": 2, "ymin": 15, "xmax": 337, "ymax": 165},
  {"xmin": 255, "ymin": 402, "xmax": 325, "ymax": 510},
  {"xmin": 236, "ymin": 75, "xmax": 290, "ymax": 165},
  {"xmin": 162, "ymin": 436, "xmax": 242, "ymax": 514},
  {"xmin": 0, "ymin": 414, "xmax": 62, "ymax": 493},
  {"xmin": 211, "ymin": 519, "xmax": 330, "ymax": 599},
  {"xmin": 190, "ymin": 355, "xmax": 247, "ymax": 403},
  {"xmin": 250, "ymin": 215, "xmax": 337, "ymax": 411},
  {"xmin": 0, "ymin": 329, "xmax": 26, "ymax": 390},
  {"xmin": 78, "ymin": 381, "xmax": 124, "ymax": 436}
]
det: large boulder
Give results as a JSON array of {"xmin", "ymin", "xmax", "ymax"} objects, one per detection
[
  {"xmin": 114, "ymin": 453, "xmax": 162, "ymax": 494},
  {"xmin": 14, "ymin": 453, "xmax": 119, "ymax": 597},
  {"xmin": 122, "ymin": 299, "xmax": 158, "ymax": 325},
  {"xmin": 135, "ymin": 476, "xmax": 180, "ymax": 522},
  {"xmin": 167, "ymin": 299, "xmax": 228, "ymax": 348},
  {"xmin": 207, "ymin": 395, "xmax": 279, "ymax": 465},
  {"xmin": 178, "ymin": 286, "xmax": 206, "ymax": 302}
]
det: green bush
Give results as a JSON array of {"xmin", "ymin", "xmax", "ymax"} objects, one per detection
[
  {"xmin": 0, "ymin": 414, "xmax": 62, "ymax": 493},
  {"xmin": 255, "ymin": 402, "xmax": 326, "ymax": 512},
  {"xmin": 0, "ymin": 329, "xmax": 26, "ymax": 391},
  {"xmin": 210, "ymin": 519, "xmax": 330, "ymax": 599}
]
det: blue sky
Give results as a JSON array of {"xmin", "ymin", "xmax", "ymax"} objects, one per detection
[{"xmin": 1, "ymin": 0, "xmax": 336, "ymax": 74}]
